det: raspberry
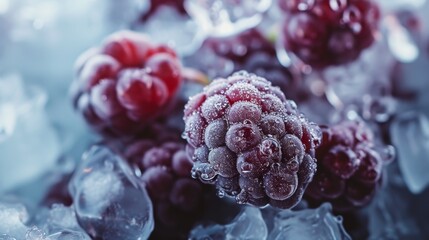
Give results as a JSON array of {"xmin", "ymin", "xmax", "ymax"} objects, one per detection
[
  {"xmin": 71, "ymin": 30, "xmax": 182, "ymax": 136},
  {"xmin": 279, "ymin": 0, "xmax": 380, "ymax": 68},
  {"xmin": 305, "ymin": 120, "xmax": 384, "ymax": 212},
  {"xmin": 118, "ymin": 138, "xmax": 208, "ymax": 239},
  {"xmin": 183, "ymin": 71, "xmax": 321, "ymax": 209}
]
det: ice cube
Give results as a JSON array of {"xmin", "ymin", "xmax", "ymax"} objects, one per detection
[
  {"xmin": 69, "ymin": 146, "xmax": 154, "ymax": 240},
  {"xmin": 268, "ymin": 203, "xmax": 351, "ymax": 240},
  {"xmin": 0, "ymin": 201, "xmax": 29, "ymax": 239},
  {"xmin": 366, "ymin": 165, "xmax": 423, "ymax": 239},
  {"xmin": 46, "ymin": 230, "xmax": 89, "ymax": 240},
  {"xmin": 0, "ymin": 75, "xmax": 60, "ymax": 193},
  {"xmin": 29, "ymin": 203, "xmax": 90, "ymax": 240},
  {"xmin": 189, "ymin": 207, "xmax": 268, "ymax": 240},
  {"xmin": 378, "ymin": 0, "xmax": 426, "ymax": 11},
  {"xmin": 320, "ymin": 40, "xmax": 397, "ymax": 121},
  {"xmin": 185, "ymin": 0, "xmax": 272, "ymax": 37},
  {"xmin": 384, "ymin": 15, "xmax": 419, "ymax": 63},
  {"xmin": 134, "ymin": 6, "xmax": 206, "ymax": 56},
  {"xmin": 0, "ymin": 234, "xmax": 16, "ymax": 240},
  {"xmin": 390, "ymin": 111, "xmax": 429, "ymax": 194},
  {"xmin": 25, "ymin": 226, "xmax": 46, "ymax": 240}
]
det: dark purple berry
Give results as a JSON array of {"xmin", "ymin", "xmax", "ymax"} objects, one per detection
[
  {"xmin": 183, "ymin": 71, "xmax": 320, "ymax": 209},
  {"xmin": 306, "ymin": 120, "xmax": 385, "ymax": 211},
  {"xmin": 280, "ymin": 0, "xmax": 381, "ymax": 68}
]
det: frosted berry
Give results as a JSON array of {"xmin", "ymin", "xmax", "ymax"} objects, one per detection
[
  {"xmin": 306, "ymin": 120, "xmax": 385, "ymax": 212},
  {"xmin": 71, "ymin": 30, "xmax": 182, "ymax": 136},
  {"xmin": 279, "ymin": 0, "xmax": 380, "ymax": 68},
  {"xmin": 184, "ymin": 71, "xmax": 321, "ymax": 209},
  {"xmin": 118, "ymin": 138, "xmax": 207, "ymax": 239}
]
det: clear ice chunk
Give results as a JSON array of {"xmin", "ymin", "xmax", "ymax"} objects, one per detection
[
  {"xmin": 366, "ymin": 164, "xmax": 423, "ymax": 239},
  {"xmin": 268, "ymin": 203, "xmax": 351, "ymax": 240},
  {"xmin": 384, "ymin": 15, "xmax": 419, "ymax": 63},
  {"xmin": 390, "ymin": 111, "xmax": 429, "ymax": 194},
  {"xmin": 319, "ymin": 40, "xmax": 397, "ymax": 122},
  {"xmin": 189, "ymin": 207, "xmax": 268, "ymax": 240},
  {"xmin": 0, "ymin": 201, "xmax": 29, "ymax": 239},
  {"xmin": 0, "ymin": 75, "xmax": 60, "ymax": 193},
  {"xmin": 378, "ymin": 0, "xmax": 426, "ymax": 11},
  {"xmin": 134, "ymin": 6, "xmax": 206, "ymax": 56},
  {"xmin": 69, "ymin": 146, "xmax": 154, "ymax": 240},
  {"xmin": 33, "ymin": 204, "xmax": 88, "ymax": 238},
  {"xmin": 184, "ymin": 0, "xmax": 272, "ymax": 37},
  {"xmin": 46, "ymin": 230, "xmax": 89, "ymax": 240},
  {"xmin": 0, "ymin": 234, "xmax": 16, "ymax": 240}
]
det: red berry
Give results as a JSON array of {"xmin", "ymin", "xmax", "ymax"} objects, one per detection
[{"xmin": 72, "ymin": 31, "xmax": 183, "ymax": 136}]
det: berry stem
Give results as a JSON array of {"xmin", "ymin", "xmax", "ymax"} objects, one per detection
[{"xmin": 181, "ymin": 67, "xmax": 210, "ymax": 86}]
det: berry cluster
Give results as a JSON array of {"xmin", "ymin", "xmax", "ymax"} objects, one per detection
[
  {"xmin": 183, "ymin": 71, "xmax": 321, "ymax": 209},
  {"xmin": 120, "ymin": 138, "xmax": 205, "ymax": 238},
  {"xmin": 306, "ymin": 120, "xmax": 384, "ymax": 212},
  {"xmin": 71, "ymin": 30, "xmax": 182, "ymax": 136},
  {"xmin": 280, "ymin": 0, "xmax": 380, "ymax": 68}
]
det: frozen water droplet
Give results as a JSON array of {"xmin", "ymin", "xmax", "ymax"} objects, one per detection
[
  {"xmin": 217, "ymin": 189, "xmax": 225, "ymax": 198},
  {"xmin": 193, "ymin": 162, "xmax": 217, "ymax": 181},
  {"xmin": 298, "ymin": 0, "xmax": 315, "ymax": 11}
]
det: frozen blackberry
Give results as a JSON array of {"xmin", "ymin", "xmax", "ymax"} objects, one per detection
[
  {"xmin": 71, "ymin": 30, "xmax": 182, "ymax": 136},
  {"xmin": 187, "ymin": 29, "xmax": 308, "ymax": 102},
  {"xmin": 119, "ymin": 138, "xmax": 207, "ymax": 239},
  {"xmin": 183, "ymin": 71, "xmax": 321, "ymax": 209},
  {"xmin": 306, "ymin": 120, "xmax": 385, "ymax": 212},
  {"xmin": 279, "ymin": 0, "xmax": 380, "ymax": 68}
]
